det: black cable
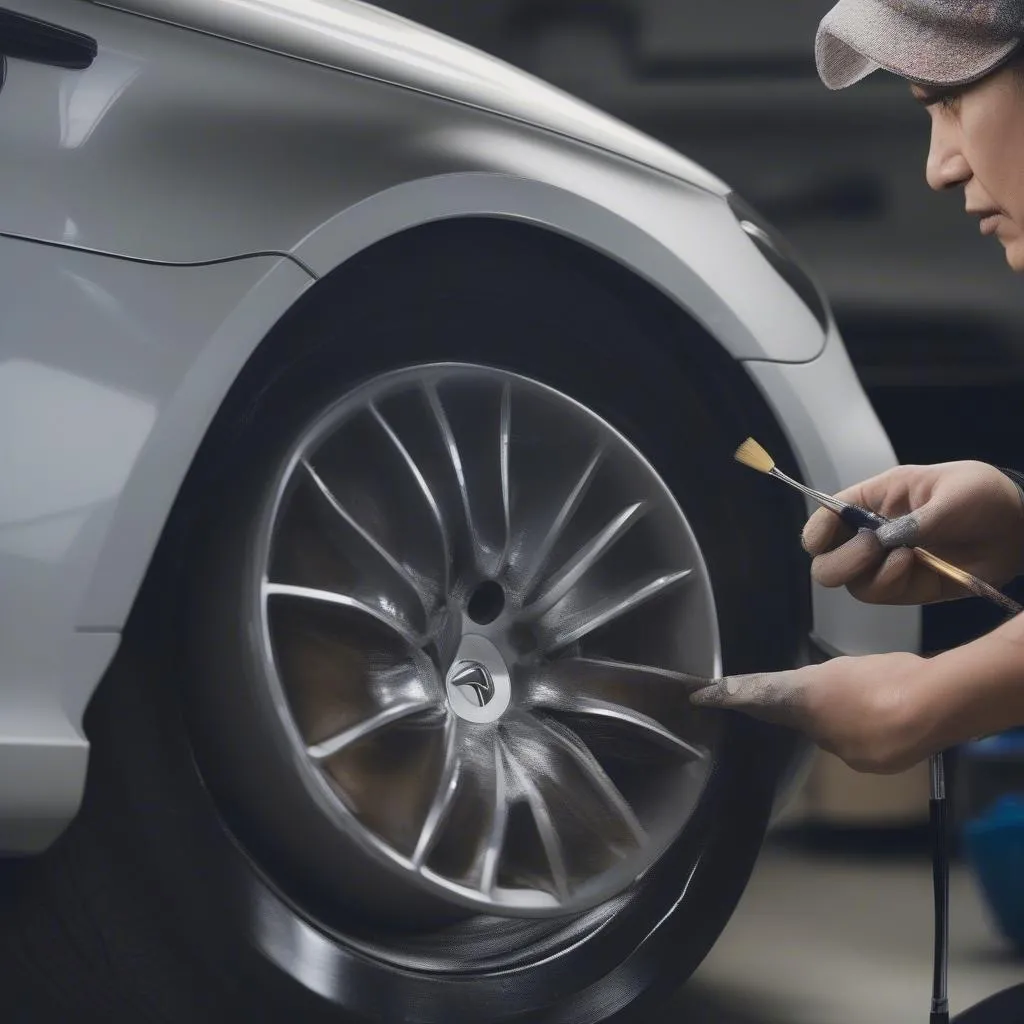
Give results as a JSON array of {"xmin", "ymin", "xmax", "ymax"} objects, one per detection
[{"xmin": 930, "ymin": 751, "xmax": 950, "ymax": 1024}]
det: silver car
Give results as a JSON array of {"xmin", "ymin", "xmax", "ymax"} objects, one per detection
[{"xmin": 0, "ymin": 1, "xmax": 919, "ymax": 1020}]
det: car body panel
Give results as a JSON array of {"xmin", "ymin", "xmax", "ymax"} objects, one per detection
[
  {"xmin": 82, "ymin": 0, "xmax": 729, "ymax": 196},
  {"xmin": 0, "ymin": 234, "xmax": 312, "ymax": 851},
  {"xmin": 1, "ymin": 1, "xmax": 818, "ymax": 364},
  {"xmin": 0, "ymin": 0, "xmax": 919, "ymax": 853}
]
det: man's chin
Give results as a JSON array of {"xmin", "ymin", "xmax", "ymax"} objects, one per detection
[{"xmin": 1004, "ymin": 235, "xmax": 1024, "ymax": 272}]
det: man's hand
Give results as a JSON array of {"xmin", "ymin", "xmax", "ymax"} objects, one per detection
[
  {"xmin": 689, "ymin": 653, "xmax": 941, "ymax": 774},
  {"xmin": 803, "ymin": 461, "xmax": 1024, "ymax": 605},
  {"xmin": 687, "ymin": 462, "xmax": 1024, "ymax": 774}
]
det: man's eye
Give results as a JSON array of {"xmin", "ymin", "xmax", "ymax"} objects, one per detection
[{"xmin": 937, "ymin": 92, "xmax": 962, "ymax": 113}]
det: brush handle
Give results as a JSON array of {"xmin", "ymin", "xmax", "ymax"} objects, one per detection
[{"xmin": 838, "ymin": 504, "xmax": 888, "ymax": 531}]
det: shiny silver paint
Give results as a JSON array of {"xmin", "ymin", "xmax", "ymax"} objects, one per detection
[
  {"xmin": 0, "ymin": 0, "xmax": 918, "ymax": 852},
  {"xmin": 87, "ymin": 0, "xmax": 729, "ymax": 195}
]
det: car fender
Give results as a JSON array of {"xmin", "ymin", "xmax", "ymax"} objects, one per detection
[
  {"xmin": 1, "ymin": 0, "xmax": 820, "ymax": 365},
  {"xmin": 75, "ymin": 166, "xmax": 822, "ymax": 628},
  {"xmin": 0, "ymin": 1, "xmax": 918, "ymax": 854}
]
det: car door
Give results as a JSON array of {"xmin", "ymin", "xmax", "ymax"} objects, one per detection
[{"xmin": 0, "ymin": 5, "xmax": 98, "ymax": 242}]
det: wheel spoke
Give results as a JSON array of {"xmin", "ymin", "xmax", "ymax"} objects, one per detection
[
  {"xmin": 307, "ymin": 699, "xmax": 439, "ymax": 762},
  {"xmin": 267, "ymin": 600, "xmax": 431, "ymax": 749},
  {"xmin": 412, "ymin": 715, "xmax": 463, "ymax": 868},
  {"xmin": 479, "ymin": 741, "xmax": 510, "ymax": 896},
  {"xmin": 523, "ymin": 715, "xmax": 646, "ymax": 848},
  {"xmin": 555, "ymin": 699, "xmax": 704, "ymax": 759},
  {"xmin": 525, "ymin": 658, "xmax": 710, "ymax": 759},
  {"xmin": 424, "ymin": 383, "xmax": 478, "ymax": 563},
  {"xmin": 504, "ymin": 750, "xmax": 571, "ymax": 901},
  {"xmin": 300, "ymin": 458, "xmax": 429, "ymax": 613},
  {"xmin": 519, "ymin": 448, "xmax": 604, "ymax": 593},
  {"xmin": 500, "ymin": 381, "xmax": 512, "ymax": 562},
  {"xmin": 538, "ymin": 570, "xmax": 692, "ymax": 653},
  {"xmin": 523, "ymin": 501, "xmax": 647, "ymax": 618},
  {"xmin": 263, "ymin": 582, "xmax": 422, "ymax": 648},
  {"xmin": 370, "ymin": 403, "xmax": 451, "ymax": 595},
  {"xmin": 417, "ymin": 731, "xmax": 511, "ymax": 892}
]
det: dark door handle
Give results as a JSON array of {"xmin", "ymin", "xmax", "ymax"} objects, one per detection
[
  {"xmin": 0, "ymin": 8, "xmax": 97, "ymax": 70},
  {"xmin": 751, "ymin": 174, "xmax": 888, "ymax": 224}
]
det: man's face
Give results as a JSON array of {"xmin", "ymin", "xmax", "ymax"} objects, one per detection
[{"xmin": 913, "ymin": 63, "xmax": 1024, "ymax": 271}]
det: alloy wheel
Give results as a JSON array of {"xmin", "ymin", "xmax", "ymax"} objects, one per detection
[{"xmin": 255, "ymin": 363, "xmax": 723, "ymax": 919}]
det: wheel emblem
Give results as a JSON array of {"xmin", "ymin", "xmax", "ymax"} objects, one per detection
[
  {"xmin": 444, "ymin": 634, "xmax": 512, "ymax": 724},
  {"xmin": 449, "ymin": 662, "xmax": 495, "ymax": 707}
]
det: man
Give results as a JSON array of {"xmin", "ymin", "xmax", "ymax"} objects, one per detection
[
  {"xmin": 689, "ymin": 5, "xmax": 1024, "ymax": 1018},
  {"xmin": 691, "ymin": 0, "xmax": 1024, "ymax": 773}
]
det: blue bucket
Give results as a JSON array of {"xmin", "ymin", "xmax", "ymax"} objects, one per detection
[{"xmin": 963, "ymin": 792, "xmax": 1024, "ymax": 952}]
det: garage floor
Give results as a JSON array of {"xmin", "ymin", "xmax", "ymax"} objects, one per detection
[{"xmin": 668, "ymin": 835, "xmax": 1024, "ymax": 1022}]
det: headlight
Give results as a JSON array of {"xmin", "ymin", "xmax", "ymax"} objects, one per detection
[{"xmin": 727, "ymin": 192, "xmax": 832, "ymax": 334}]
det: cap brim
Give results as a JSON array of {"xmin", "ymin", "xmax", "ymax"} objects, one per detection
[{"xmin": 816, "ymin": 0, "xmax": 1020, "ymax": 90}]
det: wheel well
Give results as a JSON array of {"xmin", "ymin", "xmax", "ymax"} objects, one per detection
[{"xmin": 146, "ymin": 215, "xmax": 811, "ymax": 650}]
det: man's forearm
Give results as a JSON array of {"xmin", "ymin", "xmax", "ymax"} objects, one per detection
[{"xmin": 927, "ymin": 610, "xmax": 1024, "ymax": 747}]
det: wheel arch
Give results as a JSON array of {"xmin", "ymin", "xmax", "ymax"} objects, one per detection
[
  {"xmin": 140, "ymin": 212, "xmax": 814, "ymax": 669},
  {"xmin": 79, "ymin": 176, "xmax": 814, "ymax": 640},
  {"xmin": 49, "ymin": 205, "xmax": 812, "ymax": 859}
]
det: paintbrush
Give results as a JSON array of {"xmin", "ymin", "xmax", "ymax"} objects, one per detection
[{"xmin": 733, "ymin": 437, "xmax": 1023, "ymax": 616}]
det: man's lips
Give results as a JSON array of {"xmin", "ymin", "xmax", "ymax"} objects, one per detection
[
  {"xmin": 968, "ymin": 207, "xmax": 1003, "ymax": 235},
  {"xmin": 980, "ymin": 214, "xmax": 1001, "ymax": 236}
]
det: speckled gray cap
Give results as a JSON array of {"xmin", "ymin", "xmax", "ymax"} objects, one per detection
[{"xmin": 816, "ymin": 0, "xmax": 1024, "ymax": 90}]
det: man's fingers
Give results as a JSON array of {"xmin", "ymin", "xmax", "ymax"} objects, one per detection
[
  {"xmin": 801, "ymin": 506, "xmax": 852, "ymax": 555},
  {"xmin": 847, "ymin": 546, "xmax": 924, "ymax": 604},
  {"xmin": 810, "ymin": 529, "xmax": 887, "ymax": 588},
  {"xmin": 689, "ymin": 670, "xmax": 808, "ymax": 728},
  {"xmin": 802, "ymin": 468, "xmax": 919, "ymax": 556}
]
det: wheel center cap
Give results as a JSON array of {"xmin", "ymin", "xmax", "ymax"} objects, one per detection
[
  {"xmin": 450, "ymin": 662, "xmax": 495, "ymax": 707},
  {"xmin": 445, "ymin": 634, "xmax": 511, "ymax": 724}
]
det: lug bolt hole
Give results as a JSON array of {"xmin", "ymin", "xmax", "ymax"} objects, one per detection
[{"xmin": 468, "ymin": 580, "xmax": 505, "ymax": 625}]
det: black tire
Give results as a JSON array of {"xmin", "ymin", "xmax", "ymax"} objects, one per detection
[{"xmin": 0, "ymin": 220, "xmax": 808, "ymax": 1023}]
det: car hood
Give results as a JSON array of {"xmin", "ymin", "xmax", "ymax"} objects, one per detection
[{"xmin": 86, "ymin": 0, "xmax": 729, "ymax": 195}]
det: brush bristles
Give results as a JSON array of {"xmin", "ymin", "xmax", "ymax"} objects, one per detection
[{"xmin": 733, "ymin": 437, "xmax": 775, "ymax": 475}]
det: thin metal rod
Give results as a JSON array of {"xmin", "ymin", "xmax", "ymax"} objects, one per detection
[
  {"xmin": 929, "ymin": 751, "xmax": 950, "ymax": 1024},
  {"xmin": 913, "ymin": 547, "xmax": 1023, "ymax": 616},
  {"xmin": 769, "ymin": 468, "xmax": 847, "ymax": 514}
]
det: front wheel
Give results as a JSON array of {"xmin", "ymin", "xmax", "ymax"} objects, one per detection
[{"xmin": 0, "ymin": 222, "xmax": 807, "ymax": 1022}]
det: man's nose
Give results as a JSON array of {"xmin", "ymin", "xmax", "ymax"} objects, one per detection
[{"xmin": 925, "ymin": 122, "xmax": 971, "ymax": 191}]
